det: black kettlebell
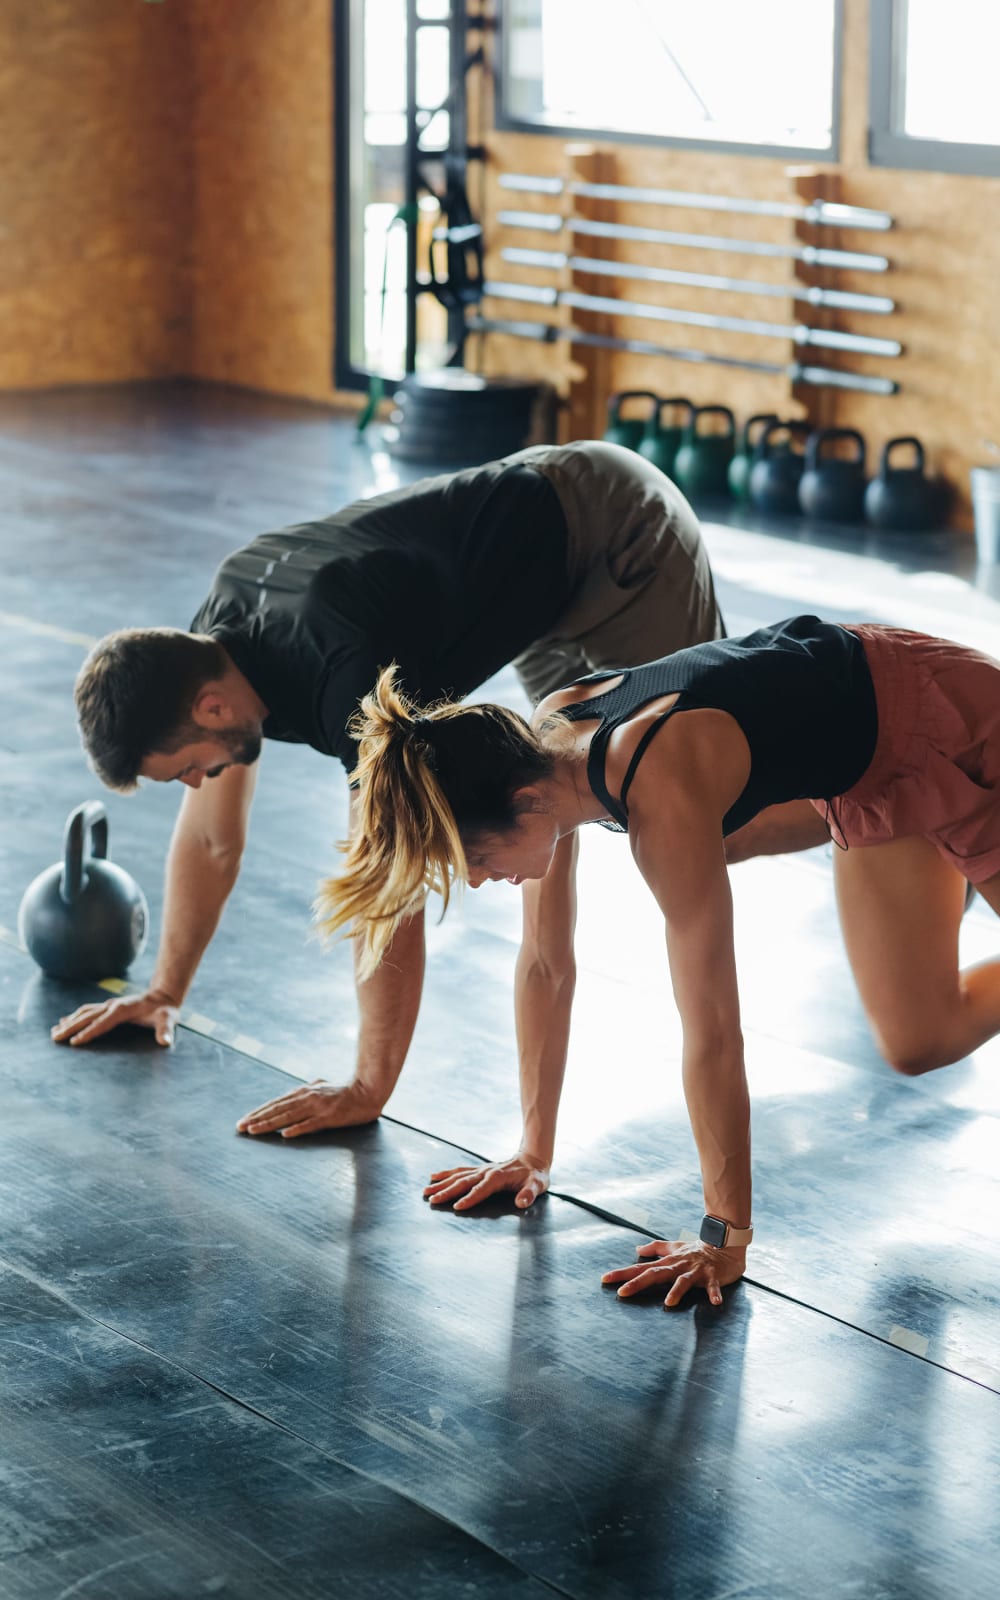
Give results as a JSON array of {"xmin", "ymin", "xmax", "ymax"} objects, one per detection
[
  {"xmin": 674, "ymin": 405, "xmax": 737, "ymax": 498},
  {"xmin": 604, "ymin": 391, "xmax": 659, "ymax": 452},
  {"xmin": 864, "ymin": 436, "xmax": 943, "ymax": 531},
  {"xmin": 748, "ymin": 419, "xmax": 812, "ymax": 515},
  {"xmin": 799, "ymin": 427, "xmax": 868, "ymax": 523},
  {"xmin": 728, "ymin": 413, "xmax": 779, "ymax": 501},
  {"xmin": 19, "ymin": 802, "xmax": 149, "ymax": 981}
]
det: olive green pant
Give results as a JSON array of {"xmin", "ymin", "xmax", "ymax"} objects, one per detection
[{"xmin": 513, "ymin": 440, "xmax": 725, "ymax": 703}]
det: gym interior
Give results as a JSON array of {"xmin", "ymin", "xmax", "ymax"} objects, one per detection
[{"xmin": 2, "ymin": 3, "xmax": 1000, "ymax": 1596}]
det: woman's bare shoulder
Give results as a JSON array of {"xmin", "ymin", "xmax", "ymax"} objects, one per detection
[
  {"xmin": 622, "ymin": 705, "xmax": 749, "ymax": 828},
  {"xmin": 533, "ymin": 674, "xmax": 626, "ymax": 726}
]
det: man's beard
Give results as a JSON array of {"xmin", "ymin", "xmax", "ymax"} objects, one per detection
[{"xmin": 219, "ymin": 725, "xmax": 262, "ymax": 767}]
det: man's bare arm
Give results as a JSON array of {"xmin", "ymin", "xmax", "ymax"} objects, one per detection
[
  {"xmin": 724, "ymin": 798, "xmax": 829, "ymax": 866},
  {"xmin": 52, "ymin": 761, "xmax": 258, "ymax": 1046}
]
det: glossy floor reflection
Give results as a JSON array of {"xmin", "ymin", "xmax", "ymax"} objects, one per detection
[
  {"xmin": 3, "ymin": 943, "xmax": 999, "ymax": 1600},
  {"xmin": 2, "ymin": 1267, "xmax": 551, "ymax": 1600},
  {"xmin": 3, "ymin": 384, "xmax": 1000, "ymax": 1593}
]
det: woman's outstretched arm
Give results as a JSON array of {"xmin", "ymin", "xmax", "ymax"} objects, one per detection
[{"xmin": 603, "ymin": 770, "xmax": 752, "ymax": 1309}]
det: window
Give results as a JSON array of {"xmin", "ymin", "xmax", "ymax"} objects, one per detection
[
  {"xmin": 334, "ymin": 0, "xmax": 455, "ymax": 391},
  {"xmin": 869, "ymin": 0, "xmax": 1000, "ymax": 175},
  {"xmin": 498, "ymin": 0, "xmax": 841, "ymax": 159}
]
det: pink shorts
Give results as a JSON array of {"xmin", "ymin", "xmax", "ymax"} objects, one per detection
[{"xmin": 811, "ymin": 624, "xmax": 1000, "ymax": 885}]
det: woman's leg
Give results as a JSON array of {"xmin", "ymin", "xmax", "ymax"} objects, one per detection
[{"xmin": 834, "ymin": 836, "xmax": 1000, "ymax": 1074}]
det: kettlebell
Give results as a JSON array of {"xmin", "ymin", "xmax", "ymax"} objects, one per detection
[
  {"xmin": 728, "ymin": 412, "xmax": 779, "ymax": 501},
  {"xmin": 19, "ymin": 801, "xmax": 149, "ymax": 981},
  {"xmin": 604, "ymin": 391, "xmax": 659, "ymax": 452},
  {"xmin": 638, "ymin": 397, "xmax": 694, "ymax": 478},
  {"xmin": 864, "ymin": 436, "xmax": 944, "ymax": 531},
  {"xmin": 674, "ymin": 405, "xmax": 737, "ymax": 498},
  {"xmin": 748, "ymin": 419, "xmax": 812, "ymax": 515},
  {"xmin": 799, "ymin": 427, "xmax": 868, "ymax": 523}
]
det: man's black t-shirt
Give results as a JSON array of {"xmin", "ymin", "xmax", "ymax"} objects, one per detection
[{"xmin": 189, "ymin": 458, "xmax": 570, "ymax": 771}]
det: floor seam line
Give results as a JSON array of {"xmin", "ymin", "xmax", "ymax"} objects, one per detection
[
  {"xmin": 6, "ymin": 937, "xmax": 996, "ymax": 1397},
  {"xmin": 548, "ymin": 1191, "xmax": 1000, "ymax": 1397}
]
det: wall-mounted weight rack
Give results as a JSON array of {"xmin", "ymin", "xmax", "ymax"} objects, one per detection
[{"xmin": 472, "ymin": 146, "xmax": 901, "ymax": 438}]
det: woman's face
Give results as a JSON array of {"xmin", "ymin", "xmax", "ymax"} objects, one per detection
[{"xmin": 463, "ymin": 810, "xmax": 559, "ymax": 888}]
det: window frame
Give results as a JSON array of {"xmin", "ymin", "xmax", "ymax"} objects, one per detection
[
  {"xmin": 333, "ymin": 0, "xmax": 368, "ymax": 392},
  {"xmin": 869, "ymin": 0, "xmax": 1000, "ymax": 177},
  {"xmin": 494, "ymin": 0, "xmax": 843, "ymax": 163},
  {"xmin": 333, "ymin": 0, "xmax": 471, "ymax": 393}
]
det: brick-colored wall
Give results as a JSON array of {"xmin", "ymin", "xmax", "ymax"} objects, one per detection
[{"xmin": 0, "ymin": 0, "xmax": 193, "ymax": 388}]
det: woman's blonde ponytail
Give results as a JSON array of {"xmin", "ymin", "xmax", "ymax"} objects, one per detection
[{"xmin": 314, "ymin": 666, "xmax": 468, "ymax": 978}]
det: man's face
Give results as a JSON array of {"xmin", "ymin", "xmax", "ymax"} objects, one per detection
[{"xmin": 140, "ymin": 724, "xmax": 263, "ymax": 788}]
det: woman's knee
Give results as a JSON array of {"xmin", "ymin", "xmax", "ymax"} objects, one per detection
[{"xmin": 878, "ymin": 1027, "xmax": 961, "ymax": 1077}]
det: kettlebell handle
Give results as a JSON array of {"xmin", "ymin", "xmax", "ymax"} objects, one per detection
[
  {"xmin": 61, "ymin": 801, "xmax": 109, "ymax": 906},
  {"xmin": 806, "ymin": 427, "xmax": 867, "ymax": 470},
  {"xmin": 740, "ymin": 412, "xmax": 779, "ymax": 452},
  {"xmin": 687, "ymin": 404, "xmax": 735, "ymax": 439},
  {"xmin": 755, "ymin": 418, "xmax": 811, "ymax": 460},
  {"xmin": 657, "ymin": 396, "xmax": 694, "ymax": 425},
  {"xmin": 606, "ymin": 390, "xmax": 658, "ymax": 423},
  {"xmin": 880, "ymin": 436, "xmax": 925, "ymax": 474}
]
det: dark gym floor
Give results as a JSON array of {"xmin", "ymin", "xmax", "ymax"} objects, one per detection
[{"xmin": 1, "ymin": 383, "xmax": 998, "ymax": 1599}]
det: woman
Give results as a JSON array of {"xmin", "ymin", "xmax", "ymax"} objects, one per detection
[{"xmin": 319, "ymin": 615, "xmax": 1000, "ymax": 1310}]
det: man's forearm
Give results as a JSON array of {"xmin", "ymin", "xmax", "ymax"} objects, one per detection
[
  {"xmin": 515, "ymin": 951, "xmax": 576, "ymax": 1163},
  {"xmin": 724, "ymin": 799, "xmax": 830, "ymax": 866},
  {"xmin": 152, "ymin": 833, "xmax": 241, "ymax": 1004},
  {"xmin": 353, "ymin": 908, "xmax": 426, "ymax": 1107}
]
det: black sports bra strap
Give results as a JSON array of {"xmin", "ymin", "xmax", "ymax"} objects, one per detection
[
  {"xmin": 585, "ymin": 720, "xmax": 627, "ymax": 827},
  {"xmin": 619, "ymin": 708, "xmax": 678, "ymax": 812}
]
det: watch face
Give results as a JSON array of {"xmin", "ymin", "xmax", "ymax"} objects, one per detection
[{"xmin": 700, "ymin": 1216, "xmax": 728, "ymax": 1249}]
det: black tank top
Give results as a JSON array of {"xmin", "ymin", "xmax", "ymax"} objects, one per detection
[{"xmin": 559, "ymin": 615, "xmax": 878, "ymax": 835}]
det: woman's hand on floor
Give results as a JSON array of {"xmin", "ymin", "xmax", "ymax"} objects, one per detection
[
  {"xmin": 423, "ymin": 1152, "xmax": 550, "ymax": 1211},
  {"xmin": 236, "ymin": 1079, "xmax": 382, "ymax": 1138},
  {"xmin": 601, "ymin": 1238, "xmax": 747, "ymax": 1309}
]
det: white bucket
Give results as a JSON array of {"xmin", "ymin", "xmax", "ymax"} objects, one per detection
[{"xmin": 971, "ymin": 467, "xmax": 1000, "ymax": 565}]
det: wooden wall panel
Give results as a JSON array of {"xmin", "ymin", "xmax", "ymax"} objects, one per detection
[
  {"xmin": 0, "ymin": 0, "xmax": 193, "ymax": 388},
  {"xmin": 189, "ymin": 0, "xmax": 339, "ymax": 404}
]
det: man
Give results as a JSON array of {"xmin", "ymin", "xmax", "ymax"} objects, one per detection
[{"xmin": 53, "ymin": 439, "xmax": 730, "ymax": 1137}]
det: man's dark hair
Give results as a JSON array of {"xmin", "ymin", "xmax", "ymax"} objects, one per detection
[{"xmin": 75, "ymin": 628, "xmax": 228, "ymax": 791}]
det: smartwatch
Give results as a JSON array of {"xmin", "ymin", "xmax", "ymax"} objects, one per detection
[{"xmin": 700, "ymin": 1214, "xmax": 754, "ymax": 1249}]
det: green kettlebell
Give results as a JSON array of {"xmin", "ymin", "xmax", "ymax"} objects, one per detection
[
  {"xmin": 637, "ymin": 397, "xmax": 694, "ymax": 478},
  {"xmin": 728, "ymin": 412, "xmax": 779, "ymax": 501},
  {"xmin": 604, "ymin": 390, "xmax": 659, "ymax": 452},
  {"xmin": 864, "ymin": 436, "xmax": 944, "ymax": 531},
  {"xmin": 18, "ymin": 801, "xmax": 149, "ymax": 981},
  {"xmin": 674, "ymin": 405, "xmax": 737, "ymax": 498}
]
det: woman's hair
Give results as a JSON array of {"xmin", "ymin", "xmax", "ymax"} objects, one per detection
[
  {"xmin": 75, "ymin": 628, "xmax": 229, "ymax": 791},
  {"xmin": 316, "ymin": 665, "xmax": 557, "ymax": 978}
]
